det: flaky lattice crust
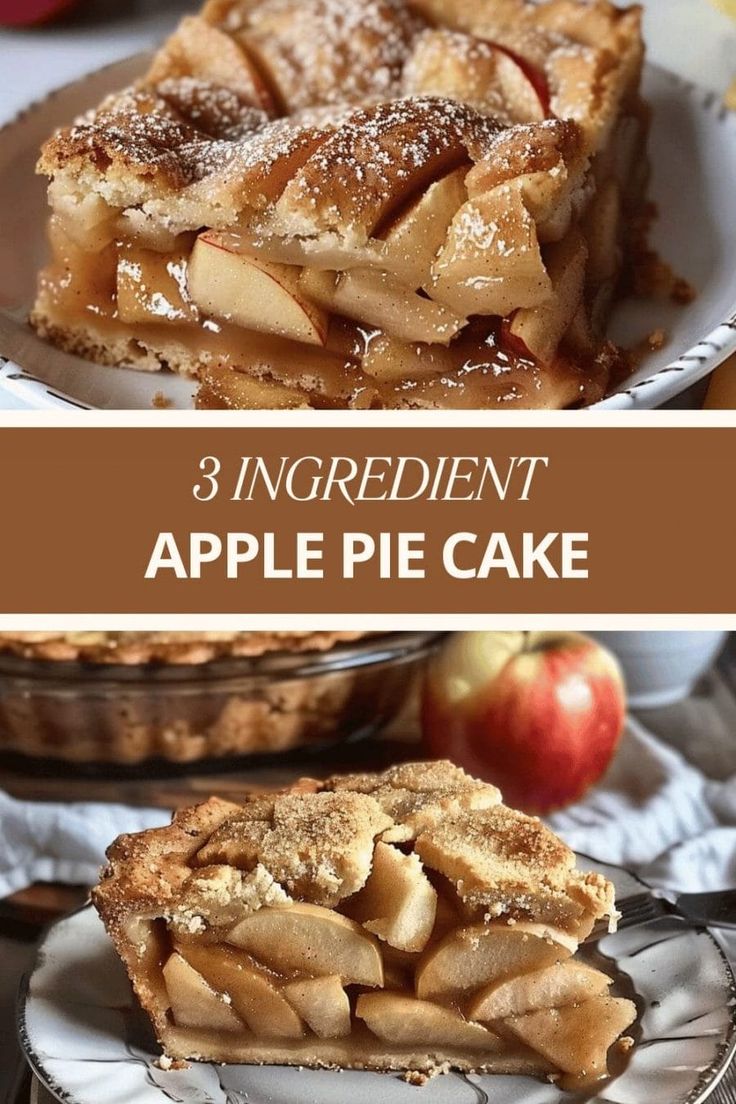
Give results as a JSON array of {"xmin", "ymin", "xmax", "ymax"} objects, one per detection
[{"xmin": 96, "ymin": 761, "xmax": 616, "ymax": 942}]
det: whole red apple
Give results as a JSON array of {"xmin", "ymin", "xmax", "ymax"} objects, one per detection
[
  {"xmin": 0, "ymin": 0, "xmax": 80, "ymax": 27},
  {"xmin": 422, "ymin": 631, "xmax": 626, "ymax": 813}
]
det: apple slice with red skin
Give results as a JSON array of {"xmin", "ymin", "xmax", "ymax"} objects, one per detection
[
  {"xmin": 491, "ymin": 41, "xmax": 551, "ymax": 117},
  {"xmin": 147, "ymin": 17, "xmax": 277, "ymax": 115},
  {"xmin": 421, "ymin": 631, "xmax": 626, "ymax": 813},
  {"xmin": 0, "ymin": 0, "xmax": 78, "ymax": 25},
  {"xmin": 404, "ymin": 30, "xmax": 547, "ymax": 126},
  {"xmin": 188, "ymin": 232, "xmax": 329, "ymax": 347}
]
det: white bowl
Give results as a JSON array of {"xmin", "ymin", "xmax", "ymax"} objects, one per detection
[
  {"xmin": 0, "ymin": 59, "xmax": 735, "ymax": 410},
  {"xmin": 591, "ymin": 631, "xmax": 728, "ymax": 708}
]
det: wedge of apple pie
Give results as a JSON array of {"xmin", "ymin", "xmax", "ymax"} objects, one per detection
[
  {"xmin": 32, "ymin": 0, "xmax": 649, "ymax": 409},
  {"xmin": 93, "ymin": 762, "xmax": 636, "ymax": 1084}
]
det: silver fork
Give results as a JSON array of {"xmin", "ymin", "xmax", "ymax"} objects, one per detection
[
  {"xmin": 712, "ymin": 1069, "xmax": 736, "ymax": 1104},
  {"xmin": 589, "ymin": 889, "xmax": 736, "ymax": 941}
]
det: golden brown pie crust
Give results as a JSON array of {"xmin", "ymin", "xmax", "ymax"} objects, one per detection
[{"xmin": 93, "ymin": 763, "xmax": 632, "ymax": 1079}]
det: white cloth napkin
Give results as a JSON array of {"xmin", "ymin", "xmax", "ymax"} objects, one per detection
[
  {"xmin": 0, "ymin": 794, "xmax": 167, "ymax": 900},
  {"xmin": 1, "ymin": 718, "xmax": 734, "ymax": 929},
  {"xmin": 549, "ymin": 717, "xmax": 736, "ymax": 963},
  {"xmin": 549, "ymin": 717, "xmax": 736, "ymax": 893}
]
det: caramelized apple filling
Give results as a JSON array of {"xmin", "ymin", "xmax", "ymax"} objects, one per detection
[
  {"xmin": 94, "ymin": 762, "xmax": 635, "ymax": 1083},
  {"xmin": 33, "ymin": 0, "xmax": 648, "ymax": 410}
]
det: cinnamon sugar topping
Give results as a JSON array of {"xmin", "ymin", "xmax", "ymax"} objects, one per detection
[{"xmin": 195, "ymin": 791, "xmax": 393, "ymax": 905}]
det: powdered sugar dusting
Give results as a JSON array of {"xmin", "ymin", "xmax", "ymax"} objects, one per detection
[
  {"xmin": 277, "ymin": 96, "xmax": 501, "ymax": 233},
  {"xmin": 242, "ymin": 0, "xmax": 424, "ymax": 109}
]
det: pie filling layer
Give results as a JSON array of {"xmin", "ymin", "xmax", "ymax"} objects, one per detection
[
  {"xmin": 93, "ymin": 762, "xmax": 636, "ymax": 1084},
  {"xmin": 33, "ymin": 0, "xmax": 649, "ymax": 410}
]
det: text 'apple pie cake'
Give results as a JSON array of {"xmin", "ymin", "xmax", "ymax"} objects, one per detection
[
  {"xmin": 93, "ymin": 761, "xmax": 636, "ymax": 1086},
  {"xmin": 32, "ymin": 0, "xmax": 651, "ymax": 409}
]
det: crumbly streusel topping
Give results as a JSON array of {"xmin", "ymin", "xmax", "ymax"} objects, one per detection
[
  {"xmin": 324, "ymin": 760, "xmax": 502, "ymax": 841},
  {"xmin": 128, "ymin": 762, "xmax": 616, "ymax": 927},
  {"xmin": 195, "ymin": 791, "xmax": 393, "ymax": 905}
]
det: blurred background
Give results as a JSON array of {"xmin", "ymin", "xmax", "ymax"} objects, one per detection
[
  {"xmin": 1, "ymin": 0, "xmax": 734, "ymax": 122},
  {"xmin": 1, "ymin": 627, "xmax": 735, "ymax": 1101}
]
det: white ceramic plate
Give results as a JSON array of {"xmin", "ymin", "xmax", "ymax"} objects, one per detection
[
  {"xmin": 0, "ymin": 59, "xmax": 735, "ymax": 411},
  {"xmin": 18, "ymin": 860, "xmax": 736, "ymax": 1104}
]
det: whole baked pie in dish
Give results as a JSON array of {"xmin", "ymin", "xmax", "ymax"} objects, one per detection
[
  {"xmin": 32, "ymin": 0, "xmax": 649, "ymax": 410},
  {"xmin": 0, "ymin": 630, "xmax": 366, "ymax": 664},
  {"xmin": 93, "ymin": 762, "xmax": 636, "ymax": 1085},
  {"xmin": 0, "ymin": 631, "xmax": 433, "ymax": 767}
]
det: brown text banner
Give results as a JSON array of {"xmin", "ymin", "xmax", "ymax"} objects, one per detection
[{"xmin": 0, "ymin": 427, "xmax": 733, "ymax": 615}]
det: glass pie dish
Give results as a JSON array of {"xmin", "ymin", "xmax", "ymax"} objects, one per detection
[{"xmin": 0, "ymin": 631, "xmax": 441, "ymax": 773}]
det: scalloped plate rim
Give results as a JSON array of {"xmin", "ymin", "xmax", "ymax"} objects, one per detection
[{"xmin": 16, "ymin": 857, "xmax": 736, "ymax": 1104}]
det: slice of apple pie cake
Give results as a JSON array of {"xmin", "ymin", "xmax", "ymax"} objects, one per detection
[
  {"xmin": 93, "ymin": 762, "xmax": 636, "ymax": 1085},
  {"xmin": 32, "ymin": 0, "xmax": 649, "ymax": 409}
]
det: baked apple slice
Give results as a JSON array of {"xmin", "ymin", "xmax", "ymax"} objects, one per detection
[
  {"xmin": 176, "ymin": 942, "xmax": 304, "ymax": 1038},
  {"xmin": 197, "ymin": 364, "xmax": 312, "ymax": 410},
  {"xmin": 505, "ymin": 995, "xmax": 637, "ymax": 1078},
  {"xmin": 582, "ymin": 179, "xmax": 622, "ymax": 284},
  {"xmin": 226, "ymin": 225, "xmax": 387, "ymax": 274},
  {"xmin": 416, "ymin": 921, "xmax": 574, "ymax": 1001},
  {"xmin": 283, "ymin": 976, "xmax": 351, "ymax": 1039},
  {"xmin": 163, "ymin": 952, "xmax": 243, "ymax": 1033},
  {"xmin": 299, "ymin": 268, "xmax": 467, "ymax": 345},
  {"xmin": 404, "ymin": 29, "xmax": 546, "ymax": 125},
  {"xmin": 504, "ymin": 228, "xmax": 588, "ymax": 364},
  {"xmin": 228, "ymin": 903, "xmax": 385, "ymax": 986},
  {"xmin": 356, "ymin": 993, "xmax": 503, "ymax": 1051},
  {"xmin": 379, "ymin": 168, "xmax": 469, "ymax": 290},
  {"xmin": 361, "ymin": 334, "xmax": 458, "ymax": 383},
  {"xmin": 188, "ymin": 232, "xmax": 329, "ymax": 345},
  {"xmin": 117, "ymin": 248, "xmax": 198, "ymax": 326},
  {"xmin": 469, "ymin": 961, "xmax": 612, "ymax": 1021},
  {"xmin": 431, "ymin": 187, "xmax": 552, "ymax": 316},
  {"xmin": 346, "ymin": 842, "xmax": 438, "ymax": 953},
  {"xmin": 147, "ymin": 16, "xmax": 277, "ymax": 114}
]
